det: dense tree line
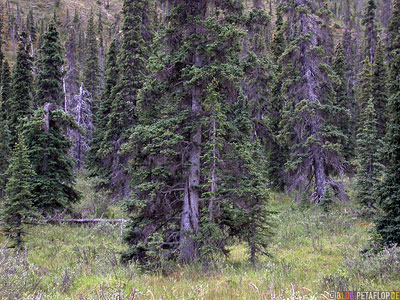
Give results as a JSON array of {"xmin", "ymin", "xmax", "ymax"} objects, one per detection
[{"xmin": 0, "ymin": 0, "xmax": 399, "ymax": 261}]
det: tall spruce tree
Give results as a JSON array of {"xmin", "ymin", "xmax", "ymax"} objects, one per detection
[
  {"xmin": 0, "ymin": 61, "xmax": 10, "ymax": 200},
  {"xmin": 278, "ymin": 0, "xmax": 346, "ymax": 202},
  {"xmin": 342, "ymin": 0, "xmax": 357, "ymax": 101},
  {"xmin": 35, "ymin": 21, "xmax": 64, "ymax": 107},
  {"xmin": 26, "ymin": 9, "xmax": 36, "ymax": 53},
  {"xmin": 83, "ymin": 12, "xmax": 100, "ymax": 100},
  {"xmin": 23, "ymin": 109, "xmax": 79, "ymax": 212},
  {"xmin": 87, "ymin": 39, "xmax": 119, "ymax": 183},
  {"xmin": 332, "ymin": 42, "xmax": 353, "ymax": 169},
  {"xmin": 267, "ymin": 3, "xmax": 288, "ymax": 191},
  {"xmin": 24, "ymin": 24, "xmax": 79, "ymax": 212},
  {"xmin": 1, "ymin": 134, "xmax": 35, "ymax": 248},
  {"xmin": 242, "ymin": 1, "xmax": 280, "ymax": 191},
  {"xmin": 372, "ymin": 40, "xmax": 388, "ymax": 140},
  {"xmin": 375, "ymin": 0, "xmax": 400, "ymax": 246},
  {"xmin": 91, "ymin": 0, "xmax": 152, "ymax": 198},
  {"xmin": 1, "ymin": 60, "xmax": 11, "ymax": 113},
  {"xmin": 355, "ymin": 59, "xmax": 383, "ymax": 207},
  {"xmin": 0, "ymin": 26, "xmax": 11, "ymax": 198},
  {"xmin": 9, "ymin": 32, "xmax": 33, "ymax": 143},
  {"xmin": 362, "ymin": 0, "xmax": 378, "ymax": 63},
  {"xmin": 123, "ymin": 0, "xmax": 273, "ymax": 266},
  {"xmin": 0, "ymin": 113, "xmax": 10, "ymax": 200}
]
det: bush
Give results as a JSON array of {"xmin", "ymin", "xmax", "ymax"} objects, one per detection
[
  {"xmin": 346, "ymin": 245, "xmax": 400, "ymax": 282},
  {"xmin": 0, "ymin": 243, "xmax": 42, "ymax": 299}
]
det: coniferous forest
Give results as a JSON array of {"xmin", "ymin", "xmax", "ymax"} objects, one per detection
[{"xmin": 0, "ymin": 0, "xmax": 400, "ymax": 298}]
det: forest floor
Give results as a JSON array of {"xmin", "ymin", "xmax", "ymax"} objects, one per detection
[{"xmin": 1, "ymin": 185, "xmax": 399, "ymax": 299}]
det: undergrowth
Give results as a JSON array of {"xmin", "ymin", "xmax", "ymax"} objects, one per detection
[{"xmin": 0, "ymin": 197, "xmax": 398, "ymax": 299}]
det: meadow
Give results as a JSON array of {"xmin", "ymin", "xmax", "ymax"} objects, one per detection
[{"xmin": 1, "ymin": 192, "xmax": 399, "ymax": 300}]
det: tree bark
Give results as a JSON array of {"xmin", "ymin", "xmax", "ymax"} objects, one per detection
[
  {"xmin": 180, "ymin": 86, "xmax": 201, "ymax": 262},
  {"xmin": 209, "ymin": 117, "xmax": 217, "ymax": 221},
  {"xmin": 314, "ymin": 155, "xmax": 327, "ymax": 203},
  {"xmin": 38, "ymin": 218, "xmax": 127, "ymax": 224}
]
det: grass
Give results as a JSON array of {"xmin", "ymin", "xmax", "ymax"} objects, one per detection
[{"xmin": 1, "ymin": 194, "xmax": 399, "ymax": 300}]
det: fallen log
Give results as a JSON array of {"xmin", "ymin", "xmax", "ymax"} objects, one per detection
[{"xmin": 38, "ymin": 218, "xmax": 128, "ymax": 224}]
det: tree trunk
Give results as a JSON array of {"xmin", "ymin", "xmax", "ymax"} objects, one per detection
[
  {"xmin": 209, "ymin": 117, "xmax": 217, "ymax": 221},
  {"xmin": 314, "ymin": 155, "xmax": 327, "ymax": 203},
  {"xmin": 180, "ymin": 83, "xmax": 201, "ymax": 262}
]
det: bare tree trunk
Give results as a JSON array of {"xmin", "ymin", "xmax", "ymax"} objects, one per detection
[
  {"xmin": 250, "ymin": 222, "xmax": 256, "ymax": 268},
  {"xmin": 209, "ymin": 117, "xmax": 217, "ymax": 221},
  {"xmin": 180, "ymin": 84, "xmax": 201, "ymax": 262},
  {"xmin": 314, "ymin": 155, "xmax": 327, "ymax": 203}
]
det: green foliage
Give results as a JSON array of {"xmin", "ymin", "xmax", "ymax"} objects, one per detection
[
  {"xmin": 0, "ymin": 60, "xmax": 11, "ymax": 200},
  {"xmin": 1, "ymin": 134, "xmax": 36, "ymax": 248},
  {"xmin": 271, "ymin": 4, "xmax": 285, "ymax": 59},
  {"xmin": 1, "ymin": 198, "xmax": 399, "ymax": 298},
  {"xmin": 375, "ymin": 0, "xmax": 400, "ymax": 246},
  {"xmin": 278, "ymin": 0, "xmax": 346, "ymax": 202},
  {"xmin": 1, "ymin": 60, "xmax": 11, "ymax": 117},
  {"xmin": 87, "ymin": 39, "xmax": 119, "ymax": 183},
  {"xmin": 371, "ymin": 40, "xmax": 388, "ymax": 139},
  {"xmin": 9, "ymin": 33, "xmax": 33, "ymax": 142},
  {"xmin": 345, "ymin": 245, "xmax": 400, "ymax": 283},
  {"xmin": 355, "ymin": 100, "xmax": 383, "ymax": 207},
  {"xmin": 123, "ymin": 0, "xmax": 273, "ymax": 267},
  {"xmin": 90, "ymin": 0, "xmax": 153, "ymax": 197},
  {"xmin": 354, "ymin": 59, "xmax": 383, "ymax": 208},
  {"xmin": 83, "ymin": 11, "xmax": 100, "ymax": 98},
  {"xmin": 362, "ymin": 0, "xmax": 378, "ymax": 62},
  {"xmin": 26, "ymin": 9, "xmax": 37, "ymax": 43},
  {"xmin": 332, "ymin": 42, "xmax": 353, "ymax": 165},
  {"xmin": 0, "ymin": 115, "xmax": 10, "ymax": 201},
  {"xmin": 35, "ymin": 21, "xmax": 64, "ymax": 107},
  {"xmin": 22, "ymin": 109, "xmax": 79, "ymax": 212}
]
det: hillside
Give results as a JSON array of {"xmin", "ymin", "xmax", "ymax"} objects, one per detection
[{"xmin": 5, "ymin": 0, "xmax": 123, "ymax": 25}]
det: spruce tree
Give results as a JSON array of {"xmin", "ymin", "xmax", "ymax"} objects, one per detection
[
  {"xmin": 123, "ymin": 0, "xmax": 273, "ymax": 266},
  {"xmin": 332, "ymin": 42, "xmax": 353, "ymax": 166},
  {"xmin": 0, "ymin": 16, "xmax": 4, "ymax": 75},
  {"xmin": 279, "ymin": 0, "xmax": 346, "ymax": 202},
  {"xmin": 23, "ymin": 109, "xmax": 79, "ymax": 211},
  {"xmin": 242, "ymin": 2, "xmax": 281, "ymax": 191},
  {"xmin": 9, "ymin": 32, "xmax": 33, "ymax": 142},
  {"xmin": 0, "ymin": 72, "xmax": 10, "ymax": 200},
  {"xmin": 1, "ymin": 60, "xmax": 11, "ymax": 114},
  {"xmin": 25, "ymin": 23, "xmax": 79, "ymax": 212},
  {"xmin": 0, "ymin": 42, "xmax": 11, "ymax": 199},
  {"xmin": 362, "ymin": 0, "xmax": 378, "ymax": 63},
  {"xmin": 342, "ymin": 0, "xmax": 357, "ymax": 104},
  {"xmin": 355, "ymin": 59, "xmax": 383, "ymax": 207},
  {"xmin": 371, "ymin": 40, "xmax": 388, "ymax": 140},
  {"xmin": 375, "ymin": 0, "xmax": 400, "ymax": 246},
  {"xmin": 92, "ymin": 0, "xmax": 152, "ymax": 197},
  {"xmin": 83, "ymin": 12, "xmax": 100, "ymax": 100},
  {"xmin": 26, "ymin": 9, "xmax": 36, "ymax": 45},
  {"xmin": 271, "ymin": 4, "xmax": 285, "ymax": 59},
  {"xmin": 87, "ymin": 39, "xmax": 119, "ymax": 182},
  {"xmin": 1, "ymin": 134, "xmax": 35, "ymax": 248},
  {"xmin": 267, "ymin": 3, "xmax": 288, "ymax": 191},
  {"xmin": 221, "ymin": 95, "xmax": 274, "ymax": 266},
  {"xmin": 35, "ymin": 21, "xmax": 64, "ymax": 107}
]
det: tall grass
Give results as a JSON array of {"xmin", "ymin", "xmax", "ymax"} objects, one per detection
[{"xmin": 0, "ymin": 199, "xmax": 398, "ymax": 299}]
